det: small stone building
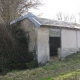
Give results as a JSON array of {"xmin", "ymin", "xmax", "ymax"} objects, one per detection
[{"xmin": 11, "ymin": 13, "xmax": 80, "ymax": 63}]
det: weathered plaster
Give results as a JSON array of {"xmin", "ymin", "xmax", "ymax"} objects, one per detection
[
  {"xmin": 61, "ymin": 48, "xmax": 77, "ymax": 57},
  {"xmin": 61, "ymin": 29, "xmax": 77, "ymax": 48},
  {"xmin": 61, "ymin": 29, "xmax": 77, "ymax": 57},
  {"xmin": 77, "ymin": 31, "xmax": 80, "ymax": 49},
  {"xmin": 37, "ymin": 27, "xmax": 49, "ymax": 63}
]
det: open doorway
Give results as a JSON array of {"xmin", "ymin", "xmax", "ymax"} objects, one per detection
[{"xmin": 49, "ymin": 37, "xmax": 61, "ymax": 59}]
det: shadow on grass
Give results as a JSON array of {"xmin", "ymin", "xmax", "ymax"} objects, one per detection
[{"xmin": 0, "ymin": 69, "xmax": 10, "ymax": 76}]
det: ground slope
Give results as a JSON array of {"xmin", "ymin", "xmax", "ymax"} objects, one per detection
[{"xmin": 0, "ymin": 53, "xmax": 80, "ymax": 80}]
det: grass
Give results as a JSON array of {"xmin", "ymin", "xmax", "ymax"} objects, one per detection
[{"xmin": 0, "ymin": 53, "xmax": 80, "ymax": 80}]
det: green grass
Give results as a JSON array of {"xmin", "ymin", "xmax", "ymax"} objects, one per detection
[{"xmin": 0, "ymin": 53, "xmax": 80, "ymax": 80}]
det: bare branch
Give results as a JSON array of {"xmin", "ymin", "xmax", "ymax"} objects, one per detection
[
  {"xmin": 56, "ymin": 12, "xmax": 76, "ymax": 23},
  {"xmin": 0, "ymin": 0, "xmax": 41, "ymax": 28}
]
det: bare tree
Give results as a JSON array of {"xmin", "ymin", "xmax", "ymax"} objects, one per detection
[
  {"xmin": 56, "ymin": 12, "xmax": 76, "ymax": 22},
  {"xmin": 0, "ymin": 0, "xmax": 41, "ymax": 28},
  {"xmin": 63, "ymin": 14, "xmax": 69, "ymax": 21},
  {"xmin": 69, "ymin": 15, "xmax": 76, "ymax": 22},
  {"xmin": 56, "ymin": 12, "xmax": 63, "ymax": 20},
  {"xmin": 78, "ymin": 13, "xmax": 80, "ymax": 23}
]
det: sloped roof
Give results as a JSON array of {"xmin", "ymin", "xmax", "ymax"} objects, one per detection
[
  {"xmin": 10, "ymin": 12, "xmax": 41, "ymax": 28},
  {"xmin": 10, "ymin": 12, "xmax": 80, "ymax": 29},
  {"xmin": 35, "ymin": 17, "xmax": 80, "ymax": 29}
]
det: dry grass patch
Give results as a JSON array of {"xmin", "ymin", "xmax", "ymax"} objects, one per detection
[{"xmin": 0, "ymin": 53, "xmax": 80, "ymax": 80}]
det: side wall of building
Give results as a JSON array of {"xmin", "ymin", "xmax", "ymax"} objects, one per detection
[
  {"xmin": 61, "ymin": 29, "xmax": 79, "ymax": 57},
  {"xmin": 77, "ymin": 30, "xmax": 80, "ymax": 50},
  {"xmin": 37, "ymin": 27, "xmax": 50, "ymax": 63},
  {"xmin": 19, "ymin": 18, "xmax": 37, "ymax": 52}
]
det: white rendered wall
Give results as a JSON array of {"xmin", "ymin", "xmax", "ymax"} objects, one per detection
[
  {"xmin": 61, "ymin": 29, "xmax": 77, "ymax": 57},
  {"xmin": 37, "ymin": 27, "xmax": 49, "ymax": 63},
  {"xmin": 77, "ymin": 31, "xmax": 80, "ymax": 49}
]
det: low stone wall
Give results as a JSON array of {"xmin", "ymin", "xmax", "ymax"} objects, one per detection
[{"xmin": 60, "ymin": 48, "xmax": 78, "ymax": 58}]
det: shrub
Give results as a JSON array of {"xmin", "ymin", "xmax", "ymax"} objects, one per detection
[{"xmin": 0, "ymin": 23, "xmax": 38, "ymax": 71}]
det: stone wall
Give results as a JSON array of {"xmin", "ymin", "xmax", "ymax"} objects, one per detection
[{"xmin": 20, "ymin": 18, "xmax": 37, "ymax": 52}]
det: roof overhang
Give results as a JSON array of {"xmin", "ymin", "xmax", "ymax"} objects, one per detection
[{"xmin": 41, "ymin": 25, "xmax": 80, "ymax": 30}]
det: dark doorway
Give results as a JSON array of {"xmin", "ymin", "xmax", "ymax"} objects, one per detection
[{"xmin": 49, "ymin": 37, "xmax": 61, "ymax": 57}]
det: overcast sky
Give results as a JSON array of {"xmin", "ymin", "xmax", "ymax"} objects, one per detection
[{"xmin": 30, "ymin": 0, "xmax": 80, "ymax": 22}]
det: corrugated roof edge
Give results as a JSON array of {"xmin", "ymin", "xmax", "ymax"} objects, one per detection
[
  {"xmin": 41, "ymin": 24, "xmax": 80, "ymax": 30},
  {"xmin": 10, "ymin": 12, "xmax": 41, "ymax": 28}
]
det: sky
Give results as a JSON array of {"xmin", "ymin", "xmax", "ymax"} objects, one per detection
[{"xmin": 30, "ymin": 0, "xmax": 80, "ymax": 22}]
